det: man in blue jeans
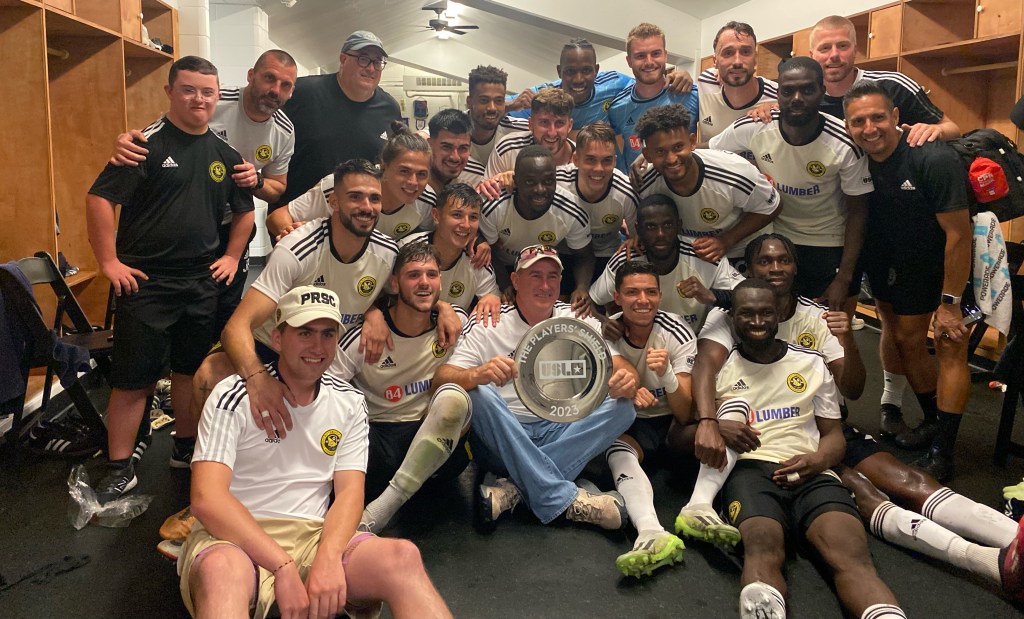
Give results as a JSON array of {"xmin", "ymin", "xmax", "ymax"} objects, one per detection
[{"xmin": 434, "ymin": 245, "xmax": 639, "ymax": 530}]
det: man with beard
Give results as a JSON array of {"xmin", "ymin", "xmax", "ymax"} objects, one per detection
[
  {"xmin": 486, "ymin": 88, "xmax": 576, "ymax": 176},
  {"xmin": 479, "ymin": 147, "xmax": 594, "ymax": 310},
  {"xmin": 608, "ymin": 23, "xmax": 699, "ymax": 174},
  {"xmin": 590, "ymin": 195, "xmax": 743, "ymax": 330},
  {"xmin": 636, "ymin": 104, "xmax": 780, "ymax": 266},
  {"xmin": 709, "ymin": 57, "xmax": 873, "ymax": 314},
  {"xmin": 715, "ymin": 279, "xmax": 907, "ymax": 619},
  {"xmin": 334, "ymin": 244, "xmax": 473, "ymax": 534}
]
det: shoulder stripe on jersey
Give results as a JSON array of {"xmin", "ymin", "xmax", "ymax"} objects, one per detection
[
  {"xmin": 760, "ymin": 78, "xmax": 778, "ymax": 97},
  {"xmin": 556, "ymin": 168, "xmax": 577, "ymax": 183},
  {"xmin": 594, "ymin": 72, "xmax": 620, "ymax": 86},
  {"xmin": 463, "ymin": 305, "xmax": 516, "ymax": 336},
  {"xmin": 698, "ymin": 69, "xmax": 718, "ymax": 85},
  {"xmin": 551, "ymin": 193, "xmax": 590, "ymax": 229},
  {"xmin": 369, "ymin": 229, "xmax": 400, "ymax": 255},
  {"xmin": 272, "ymin": 113, "xmax": 295, "ymax": 135},
  {"xmin": 717, "ymin": 398, "xmax": 751, "ymax": 420},
  {"xmin": 553, "ymin": 300, "xmax": 572, "ymax": 311},
  {"xmin": 215, "ymin": 376, "xmax": 249, "ymax": 413},
  {"xmin": 862, "ymin": 70, "xmax": 922, "ymax": 95},
  {"xmin": 704, "ymin": 165, "xmax": 757, "ymax": 194},
  {"xmin": 321, "ymin": 373, "xmax": 362, "ymax": 396},
  {"xmin": 654, "ymin": 311, "xmax": 694, "ymax": 344},
  {"xmin": 142, "ymin": 118, "xmax": 166, "ymax": 138},
  {"xmin": 495, "ymin": 135, "xmax": 535, "ymax": 156},
  {"xmin": 219, "ymin": 88, "xmax": 241, "ymax": 101},
  {"xmin": 464, "ymin": 160, "xmax": 486, "ymax": 174},
  {"xmin": 291, "ymin": 220, "xmax": 330, "ymax": 262},
  {"xmin": 606, "ymin": 251, "xmax": 629, "ymax": 271},
  {"xmin": 820, "ymin": 122, "xmax": 863, "ymax": 157},
  {"xmin": 339, "ymin": 324, "xmax": 363, "ymax": 350},
  {"xmin": 499, "ymin": 116, "xmax": 529, "ymax": 130},
  {"xmin": 786, "ymin": 342, "xmax": 827, "ymax": 360},
  {"xmin": 796, "ymin": 296, "xmax": 828, "ymax": 312},
  {"xmin": 638, "ymin": 168, "xmax": 661, "ymax": 193},
  {"xmin": 481, "ymin": 195, "xmax": 510, "ymax": 217},
  {"xmin": 609, "ymin": 86, "xmax": 634, "ymax": 107}
]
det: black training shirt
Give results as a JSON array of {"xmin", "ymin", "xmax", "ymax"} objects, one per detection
[{"xmin": 822, "ymin": 69, "xmax": 945, "ymax": 125}]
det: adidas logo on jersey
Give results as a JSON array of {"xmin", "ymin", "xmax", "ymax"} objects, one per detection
[
  {"xmin": 379, "ymin": 356, "xmax": 397, "ymax": 369},
  {"xmin": 760, "ymin": 153, "xmax": 774, "ymax": 163},
  {"xmin": 161, "ymin": 156, "xmax": 178, "ymax": 168},
  {"xmin": 379, "ymin": 131, "xmax": 388, "ymax": 140},
  {"xmin": 702, "ymin": 115, "xmax": 713, "ymax": 125},
  {"xmin": 900, "ymin": 180, "xmax": 916, "ymax": 191},
  {"xmin": 312, "ymin": 275, "xmax": 326, "ymax": 287},
  {"xmin": 732, "ymin": 379, "xmax": 750, "ymax": 391},
  {"xmin": 626, "ymin": 115, "xmax": 635, "ymax": 125},
  {"xmin": 499, "ymin": 227, "xmax": 511, "ymax": 236}
]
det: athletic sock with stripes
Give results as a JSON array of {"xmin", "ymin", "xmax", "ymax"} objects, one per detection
[
  {"xmin": 861, "ymin": 603, "xmax": 907, "ymax": 618},
  {"xmin": 685, "ymin": 405, "xmax": 744, "ymax": 508},
  {"xmin": 921, "ymin": 487, "xmax": 1018, "ymax": 548},
  {"xmin": 606, "ymin": 440, "xmax": 662, "ymax": 533}
]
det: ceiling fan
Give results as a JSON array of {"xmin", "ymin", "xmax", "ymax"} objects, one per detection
[{"xmin": 421, "ymin": 0, "xmax": 478, "ymax": 36}]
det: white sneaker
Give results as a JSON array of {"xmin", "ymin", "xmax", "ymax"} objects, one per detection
[
  {"xmin": 675, "ymin": 503, "xmax": 741, "ymax": 548},
  {"xmin": 851, "ymin": 316, "xmax": 865, "ymax": 331},
  {"xmin": 478, "ymin": 478, "xmax": 522, "ymax": 526},
  {"xmin": 566, "ymin": 487, "xmax": 628, "ymax": 530}
]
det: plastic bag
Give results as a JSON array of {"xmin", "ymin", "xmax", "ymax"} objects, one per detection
[{"xmin": 67, "ymin": 465, "xmax": 153, "ymax": 530}]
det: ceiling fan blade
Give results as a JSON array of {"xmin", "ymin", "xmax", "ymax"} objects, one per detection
[{"xmin": 448, "ymin": 24, "xmax": 478, "ymax": 30}]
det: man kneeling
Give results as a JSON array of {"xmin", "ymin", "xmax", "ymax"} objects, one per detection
[{"xmin": 181, "ymin": 286, "xmax": 451, "ymax": 619}]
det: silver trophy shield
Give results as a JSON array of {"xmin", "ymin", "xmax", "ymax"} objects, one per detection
[{"xmin": 513, "ymin": 317, "xmax": 612, "ymax": 422}]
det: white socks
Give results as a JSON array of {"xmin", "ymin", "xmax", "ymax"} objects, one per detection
[
  {"xmin": 870, "ymin": 501, "xmax": 1000, "ymax": 584},
  {"xmin": 606, "ymin": 440, "xmax": 662, "ymax": 533},
  {"xmin": 361, "ymin": 385, "xmax": 471, "ymax": 533},
  {"xmin": 861, "ymin": 603, "xmax": 907, "ymax": 618},
  {"xmin": 739, "ymin": 581, "xmax": 786, "ymax": 619},
  {"xmin": 921, "ymin": 487, "xmax": 1018, "ymax": 548},
  {"xmin": 685, "ymin": 402, "xmax": 745, "ymax": 508},
  {"xmin": 880, "ymin": 372, "xmax": 908, "ymax": 408}
]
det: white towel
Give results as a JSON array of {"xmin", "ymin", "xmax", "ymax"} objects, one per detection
[{"xmin": 971, "ymin": 211, "xmax": 1012, "ymax": 335}]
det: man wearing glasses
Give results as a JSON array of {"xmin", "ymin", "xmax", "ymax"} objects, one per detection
[{"xmin": 273, "ymin": 31, "xmax": 401, "ymax": 209}]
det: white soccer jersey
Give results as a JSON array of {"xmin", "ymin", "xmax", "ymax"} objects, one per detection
[
  {"xmin": 717, "ymin": 344, "xmax": 840, "ymax": 464},
  {"xmin": 287, "ymin": 174, "xmax": 430, "ymax": 241},
  {"xmin": 250, "ymin": 219, "xmax": 398, "ymax": 345},
  {"xmin": 485, "ymin": 130, "xmax": 576, "ymax": 178},
  {"xmin": 699, "ymin": 298, "xmax": 845, "ymax": 363},
  {"xmin": 638, "ymin": 149, "xmax": 780, "ymax": 259},
  {"xmin": 400, "ymin": 230, "xmax": 499, "ymax": 309},
  {"xmin": 212, "ymin": 89, "xmax": 295, "ymax": 176},
  {"xmin": 471, "ymin": 116, "xmax": 528, "ymax": 167},
  {"xmin": 709, "ymin": 111, "xmax": 872, "ymax": 247},
  {"xmin": 607, "ymin": 311, "xmax": 696, "ymax": 419},
  {"xmin": 286, "ymin": 174, "xmax": 333, "ymax": 223},
  {"xmin": 479, "ymin": 187, "xmax": 591, "ymax": 266},
  {"xmin": 194, "ymin": 366, "xmax": 369, "ymax": 520},
  {"xmin": 590, "ymin": 237, "xmax": 744, "ymax": 327},
  {"xmin": 556, "ymin": 167, "xmax": 638, "ymax": 257},
  {"xmin": 447, "ymin": 302, "xmax": 606, "ymax": 422},
  {"xmin": 695, "ymin": 69, "xmax": 778, "ymax": 143},
  {"xmin": 334, "ymin": 312, "xmax": 464, "ymax": 423}
]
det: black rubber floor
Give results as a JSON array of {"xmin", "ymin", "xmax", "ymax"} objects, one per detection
[{"xmin": 2, "ymin": 326, "xmax": 1024, "ymax": 618}]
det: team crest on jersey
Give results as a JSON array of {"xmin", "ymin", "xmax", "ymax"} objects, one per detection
[
  {"xmin": 255, "ymin": 144, "xmax": 272, "ymax": 163},
  {"xmin": 797, "ymin": 332, "xmax": 816, "ymax": 348},
  {"xmin": 431, "ymin": 340, "xmax": 447, "ymax": 358},
  {"xmin": 700, "ymin": 208, "xmax": 719, "ymax": 224},
  {"xmin": 394, "ymin": 222, "xmax": 411, "ymax": 236},
  {"xmin": 357, "ymin": 276, "xmax": 377, "ymax": 297},
  {"xmin": 320, "ymin": 429, "xmax": 342, "ymax": 456},
  {"xmin": 602, "ymin": 99, "xmax": 614, "ymax": 113},
  {"xmin": 602, "ymin": 213, "xmax": 619, "ymax": 226},
  {"xmin": 728, "ymin": 501, "xmax": 741, "ymax": 524},
  {"xmin": 787, "ymin": 372, "xmax": 807, "ymax": 393},
  {"xmin": 538, "ymin": 231, "xmax": 556, "ymax": 243},
  {"xmin": 806, "ymin": 161, "xmax": 826, "ymax": 177},
  {"xmin": 448, "ymin": 281, "xmax": 465, "ymax": 298},
  {"xmin": 209, "ymin": 161, "xmax": 226, "ymax": 182}
]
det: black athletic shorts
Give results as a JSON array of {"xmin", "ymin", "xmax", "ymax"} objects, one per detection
[
  {"xmin": 862, "ymin": 247, "xmax": 943, "ymax": 315},
  {"xmin": 214, "ymin": 222, "xmax": 254, "ymax": 337},
  {"xmin": 111, "ymin": 275, "xmax": 220, "ymax": 389},
  {"xmin": 841, "ymin": 423, "xmax": 883, "ymax": 468},
  {"xmin": 722, "ymin": 459, "xmax": 859, "ymax": 532},
  {"xmin": 366, "ymin": 420, "xmax": 471, "ymax": 500},
  {"xmin": 793, "ymin": 245, "xmax": 862, "ymax": 300},
  {"xmin": 624, "ymin": 415, "xmax": 672, "ymax": 457}
]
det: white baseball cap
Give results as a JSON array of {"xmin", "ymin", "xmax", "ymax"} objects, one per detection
[{"xmin": 275, "ymin": 286, "xmax": 342, "ymax": 328}]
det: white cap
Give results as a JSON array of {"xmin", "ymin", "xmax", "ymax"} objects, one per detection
[{"xmin": 275, "ymin": 286, "xmax": 342, "ymax": 328}]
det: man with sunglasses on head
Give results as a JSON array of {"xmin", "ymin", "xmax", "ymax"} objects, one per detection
[{"xmin": 273, "ymin": 31, "xmax": 400, "ymax": 210}]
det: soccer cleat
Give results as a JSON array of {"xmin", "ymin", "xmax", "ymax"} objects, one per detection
[
  {"xmin": 739, "ymin": 582, "xmax": 786, "ymax": 619},
  {"xmin": 895, "ymin": 419, "xmax": 939, "ymax": 450},
  {"xmin": 910, "ymin": 446, "xmax": 954, "ymax": 483},
  {"xmin": 878, "ymin": 404, "xmax": 910, "ymax": 439},
  {"xmin": 1004, "ymin": 479, "xmax": 1024, "ymax": 521},
  {"xmin": 566, "ymin": 487, "xmax": 629, "ymax": 530},
  {"xmin": 615, "ymin": 530, "xmax": 685, "ymax": 578},
  {"xmin": 159, "ymin": 506, "xmax": 197, "ymax": 541},
  {"xmin": 169, "ymin": 437, "xmax": 195, "ymax": 469},
  {"xmin": 999, "ymin": 516, "xmax": 1024, "ymax": 601},
  {"xmin": 156, "ymin": 539, "xmax": 183, "ymax": 563},
  {"xmin": 675, "ymin": 503, "xmax": 741, "ymax": 548},
  {"xmin": 95, "ymin": 460, "xmax": 138, "ymax": 505},
  {"xmin": 477, "ymin": 478, "xmax": 522, "ymax": 528}
]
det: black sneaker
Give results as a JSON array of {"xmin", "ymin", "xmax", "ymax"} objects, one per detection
[
  {"xmin": 895, "ymin": 420, "xmax": 939, "ymax": 450},
  {"xmin": 911, "ymin": 447, "xmax": 954, "ymax": 483},
  {"xmin": 95, "ymin": 460, "xmax": 138, "ymax": 505},
  {"xmin": 879, "ymin": 404, "xmax": 911, "ymax": 439},
  {"xmin": 169, "ymin": 437, "xmax": 195, "ymax": 469}
]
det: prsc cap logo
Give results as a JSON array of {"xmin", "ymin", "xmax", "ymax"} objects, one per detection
[
  {"xmin": 394, "ymin": 222, "xmax": 411, "ymax": 236},
  {"xmin": 255, "ymin": 144, "xmax": 273, "ymax": 163},
  {"xmin": 538, "ymin": 231, "xmax": 556, "ymax": 244},
  {"xmin": 320, "ymin": 429, "xmax": 342, "ymax": 456},
  {"xmin": 448, "ymin": 281, "xmax": 465, "ymax": 298},
  {"xmin": 431, "ymin": 340, "xmax": 447, "ymax": 358},
  {"xmin": 787, "ymin": 372, "xmax": 807, "ymax": 393},
  {"xmin": 797, "ymin": 332, "xmax": 816, "ymax": 348},
  {"xmin": 357, "ymin": 276, "xmax": 377, "ymax": 297},
  {"xmin": 209, "ymin": 161, "xmax": 226, "ymax": 182},
  {"xmin": 602, "ymin": 213, "xmax": 619, "ymax": 226},
  {"xmin": 728, "ymin": 501, "xmax": 742, "ymax": 524},
  {"xmin": 806, "ymin": 161, "xmax": 826, "ymax": 177},
  {"xmin": 700, "ymin": 208, "xmax": 719, "ymax": 224}
]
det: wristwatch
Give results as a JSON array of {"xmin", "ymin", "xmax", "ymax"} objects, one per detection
[
  {"xmin": 940, "ymin": 293, "xmax": 961, "ymax": 305},
  {"xmin": 253, "ymin": 171, "xmax": 265, "ymax": 191}
]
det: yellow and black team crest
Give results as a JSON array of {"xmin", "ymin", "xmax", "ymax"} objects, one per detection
[
  {"xmin": 787, "ymin": 372, "xmax": 807, "ymax": 393},
  {"xmin": 602, "ymin": 99, "xmax": 614, "ymax": 113},
  {"xmin": 357, "ymin": 276, "xmax": 376, "ymax": 297},
  {"xmin": 255, "ymin": 144, "xmax": 273, "ymax": 163},
  {"xmin": 448, "ymin": 281, "xmax": 465, "ymax": 298},
  {"xmin": 393, "ymin": 222, "xmax": 411, "ymax": 236},
  {"xmin": 538, "ymin": 231, "xmax": 556, "ymax": 244},
  {"xmin": 602, "ymin": 213, "xmax": 619, "ymax": 226},
  {"xmin": 209, "ymin": 161, "xmax": 226, "ymax": 182},
  {"xmin": 320, "ymin": 428, "xmax": 342, "ymax": 456},
  {"xmin": 431, "ymin": 340, "xmax": 447, "ymax": 358},
  {"xmin": 728, "ymin": 500, "xmax": 742, "ymax": 524},
  {"xmin": 700, "ymin": 208, "xmax": 719, "ymax": 224},
  {"xmin": 806, "ymin": 161, "xmax": 826, "ymax": 177},
  {"xmin": 797, "ymin": 332, "xmax": 816, "ymax": 348}
]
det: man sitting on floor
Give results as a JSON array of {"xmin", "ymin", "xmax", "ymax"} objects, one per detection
[{"xmin": 182, "ymin": 286, "xmax": 451, "ymax": 619}]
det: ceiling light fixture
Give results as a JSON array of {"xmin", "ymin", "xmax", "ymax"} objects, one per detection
[{"xmin": 438, "ymin": 30, "xmax": 451, "ymax": 40}]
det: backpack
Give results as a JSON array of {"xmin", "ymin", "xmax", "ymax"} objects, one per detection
[{"xmin": 947, "ymin": 128, "xmax": 1024, "ymax": 222}]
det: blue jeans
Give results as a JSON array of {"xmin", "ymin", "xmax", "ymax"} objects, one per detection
[{"xmin": 469, "ymin": 385, "xmax": 636, "ymax": 523}]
